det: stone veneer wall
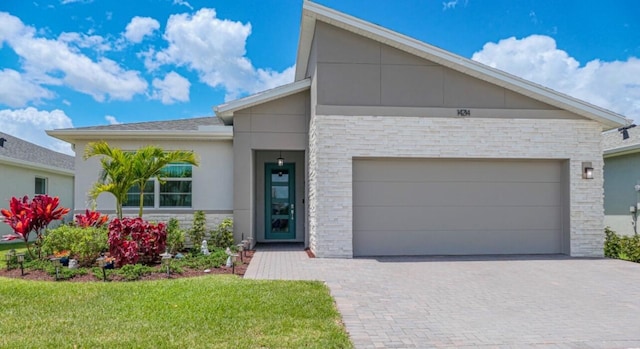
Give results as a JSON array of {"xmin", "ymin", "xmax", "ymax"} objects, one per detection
[{"xmin": 307, "ymin": 114, "xmax": 604, "ymax": 258}]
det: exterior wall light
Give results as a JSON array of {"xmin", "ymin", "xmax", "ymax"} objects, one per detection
[
  {"xmin": 277, "ymin": 151, "xmax": 284, "ymax": 167},
  {"xmin": 582, "ymin": 162, "xmax": 594, "ymax": 179}
]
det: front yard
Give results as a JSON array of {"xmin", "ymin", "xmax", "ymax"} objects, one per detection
[{"xmin": 0, "ymin": 276, "xmax": 352, "ymax": 348}]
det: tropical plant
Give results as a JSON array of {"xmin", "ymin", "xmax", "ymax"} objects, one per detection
[
  {"xmin": 166, "ymin": 218, "xmax": 185, "ymax": 254},
  {"xmin": 108, "ymin": 217, "xmax": 167, "ymax": 266},
  {"xmin": 210, "ymin": 218, "xmax": 234, "ymax": 248},
  {"xmin": 129, "ymin": 146, "xmax": 198, "ymax": 217},
  {"xmin": 75, "ymin": 209, "xmax": 109, "ymax": 228},
  {"xmin": 188, "ymin": 211, "xmax": 207, "ymax": 249},
  {"xmin": 1, "ymin": 195, "xmax": 70, "ymax": 258},
  {"xmin": 84, "ymin": 142, "xmax": 136, "ymax": 219}
]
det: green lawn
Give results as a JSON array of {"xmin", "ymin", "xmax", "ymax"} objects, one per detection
[{"xmin": 0, "ymin": 276, "xmax": 353, "ymax": 348}]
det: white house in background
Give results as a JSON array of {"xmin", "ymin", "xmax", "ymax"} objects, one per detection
[
  {"xmin": 603, "ymin": 126, "xmax": 640, "ymax": 235},
  {"xmin": 48, "ymin": 1, "xmax": 630, "ymax": 258},
  {"xmin": 0, "ymin": 131, "xmax": 75, "ymax": 237}
]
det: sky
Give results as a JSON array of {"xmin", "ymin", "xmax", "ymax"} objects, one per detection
[{"xmin": 0, "ymin": 0, "xmax": 639, "ymax": 155}]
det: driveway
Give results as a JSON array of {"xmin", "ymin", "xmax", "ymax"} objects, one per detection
[{"xmin": 245, "ymin": 246, "xmax": 640, "ymax": 348}]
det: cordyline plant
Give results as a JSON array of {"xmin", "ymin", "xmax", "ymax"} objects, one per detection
[
  {"xmin": 108, "ymin": 217, "xmax": 167, "ymax": 267},
  {"xmin": 75, "ymin": 209, "xmax": 109, "ymax": 228},
  {"xmin": 1, "ymin": 195, "xmax": 70, "ymax": 259}
]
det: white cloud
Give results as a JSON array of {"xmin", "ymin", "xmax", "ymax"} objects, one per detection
[
  {"xmin": 124, "ymin": 16, "xmax": 160, "ymax": 44},
  {"xmin": 0, "ymin": 69, "xmax": 55, "ymax": 107},
  {"xmin": 472, "ymin": 35, "xmax": 640, "ymax": 120},
  {"xmin": 61, "ymin": 0, "xmax": 93, "ymax": 4},
  {"xmin": 442, "ymin": 1, "xmax": 459, "ymax": 10},
  {"xmin": 149, "ymin": 8, "xmax": 294, "ymax": 101},
  {"xmin": 58, "ymin": 32, "xmax": 111, "ymax": 51},
  {"xmin": 150, "ymin": 71, "xmax": 190, "ymax": 104},
  {"xmin": 0, "ymin": 12, "xmax": 147, "ymax": 103},
  {"xmin": 105, "ymin": 115, "xmax": 120, "ymax": 125},
  {"xmin": 0, "ymin": 107, "xmax": 74, "ymax": 154},
  {"xmin": 173, "ymin": 0, "xmax": 193, "ymax": 10}
]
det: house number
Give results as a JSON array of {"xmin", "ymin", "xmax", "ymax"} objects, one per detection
[{"xmin": 457, "ymin": 109, "xmax": 471, "ymax": 117}]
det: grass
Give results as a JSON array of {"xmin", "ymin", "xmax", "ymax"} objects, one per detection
[
  {"xmin": 0, "ymin": 242, "xmax": 27, "ymax": 268},
  {"xmin": 0, "ymin": 276, "xmax": 352, "ymax": 348}
]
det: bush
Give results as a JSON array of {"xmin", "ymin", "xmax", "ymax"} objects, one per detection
[
  {"xmin": 604, "ymin": 228, "xmax": 640, "ymax": 262},
  {"xmin": 188, "ymin": 211, "xmax": 207, "ymax": 248},
  {"xmin": 210, "ymin": 218, "xmax": 234, "ymax": 249},
  {"xmin": 604, "ymin": 227, "xmax": 620, "ymax": 258},
  {"xmin": 115, "ymin": 264, "xmax": 154, "ymax": 281},
  {"xmin": 166, "ymin": 218, "xmax": 185, "ymax": 254},
  {"xmin": 108, "ymin": 218, "xmax": 167, "ymax": 267},
  {"xmin": 42, "ymin": 225, "xmax": 108, "ymax": 266}
]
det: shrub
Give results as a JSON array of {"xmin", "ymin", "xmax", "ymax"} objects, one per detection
[
  {"xmin": 42, "ymin": 225, "xmax": 108, "ymax": 266},
  {"xmin": 108, "ymin": 218, "xmax": 167, "ymax": 267},
  {"xmin": 115, "ymin": 264, "xmax": 154, "ymax": 281},
  {"xmin": 210, "ymin": 218, "xmax": 234, "ymax": 249},
  {"xmin": 174, "ymin": 250, "xmax": 227, "ymax": 270},
  {"xmin": 604, "ymin": 227, "xmax": 620, "ymax": 258},
  {"xmin": 604, "ymin": 228, "xmax": 640, "ymax": 262},
  {"xmin": 166, "ymin": 218, "xmax": 185, "ymax": 254},
  {"xmin": 188, "ymin": 211, "xmax": 207, "ymax": 248}
]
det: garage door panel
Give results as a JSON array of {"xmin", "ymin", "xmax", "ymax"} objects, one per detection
[
  {"xmin": 354, "ymin": 205, "xmax": 561, "ymax": 231},
  {"xmin": 353, "ymin": 229, "xmax": 561, "ymax": 256},
  {"xmin": 353, "ymin": 181, "xmax": 562, "ymax": 207},
  {"xmin": 353, "ymin": 158, "xmax": 562, "ymax": 183},
  {"xmin": 352, "ymin": 158, "xmax": 565, "ymax": 256}
]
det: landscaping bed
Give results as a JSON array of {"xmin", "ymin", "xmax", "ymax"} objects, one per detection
[{"xmin": 0, "ymin": 249, "xmax": 254, "ymax": 282}]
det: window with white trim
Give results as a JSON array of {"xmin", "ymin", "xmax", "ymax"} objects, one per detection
[
  {"xmin": 35, "ymin": 177, "xmax": 47, "ymax": 195},
  {"xmin": 124, "ymin": 163, "xmax": 193, "ymax": 208}
]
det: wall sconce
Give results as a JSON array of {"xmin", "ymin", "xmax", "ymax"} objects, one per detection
[
  {"xmin": 582, "ymin": 162, "xmax": 594, "ymax": 179},
  {"xmin": 277, "ymin": 151, "xmax": 284, "ymax": 167}
]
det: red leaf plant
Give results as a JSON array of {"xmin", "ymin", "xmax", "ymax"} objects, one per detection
[
  {"xmin": 75, "ymin": 209, "xmax": 109, "ymax": 228},
  {"xmin": 1, "ymin": 195, "xmax": 70, "ymax": 258},
  {"xmin": 108, "ymin": 218, "xmax": 167, "ymax": 267}
]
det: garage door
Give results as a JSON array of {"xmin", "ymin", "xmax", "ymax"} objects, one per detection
[{"xmin": 353, "ymin": 158, "xmax": 565, "ymax": 256}]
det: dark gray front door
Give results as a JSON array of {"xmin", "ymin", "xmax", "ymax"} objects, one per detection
[{"xmin": 265, "ymin": 163, "xmax": 295, "ymax": 240}]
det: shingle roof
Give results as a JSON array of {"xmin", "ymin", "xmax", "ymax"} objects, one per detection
[
  {"xmin": 0, "ymin": 132, "xmax": 74, "ymax": 171},
  {"xmin": 56, "ymin": 116, "xmax": 222, "ymax": 132},
  {"xmin": 603, "ymin": 126, "xmax": 640, "ymax": 154}
]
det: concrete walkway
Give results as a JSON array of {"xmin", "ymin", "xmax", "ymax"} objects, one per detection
[{"xmin": 245, "ymin": 245, "xmax": 640, "ymax": 348}]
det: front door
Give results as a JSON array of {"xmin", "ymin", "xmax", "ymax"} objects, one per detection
[{"xmin": 265, "ymin": 163, "xmax": 295, "ymax": 240}]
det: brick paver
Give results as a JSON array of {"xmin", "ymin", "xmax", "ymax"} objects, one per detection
[{"xmin": 245, "ymin": 246, "xmax": 640, "ymax": 348}]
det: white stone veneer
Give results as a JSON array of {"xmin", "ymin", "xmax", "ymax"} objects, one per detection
[{"xmin": 308, "ymin": 114, "xmax": 604, "ymax": 258}]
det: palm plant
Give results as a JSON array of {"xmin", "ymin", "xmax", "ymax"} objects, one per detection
[
  {"xmin": 129, "ymin": 146, "xmax": 198, "ymax": 217},
  {"xmin": 84, "ymin": 141, "xmax": 135, "ymax": 219},
  {"xmin": 84, "ymin": 141, "xmax": 199, "ymax": 219}
]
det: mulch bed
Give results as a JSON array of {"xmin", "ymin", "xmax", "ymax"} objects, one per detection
[{"xmin": 0, "ymin": 250, "xmax": 254, "ymax": 282}]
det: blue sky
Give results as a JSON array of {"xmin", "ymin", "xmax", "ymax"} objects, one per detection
[{"xmin": 0, "ymin": 0, "xmax": 638, "ymax": 154}]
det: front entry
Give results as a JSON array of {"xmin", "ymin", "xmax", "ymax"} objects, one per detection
[{"xmin": 265, "ymin": 163, "xmax": 296, "ymax": 240}]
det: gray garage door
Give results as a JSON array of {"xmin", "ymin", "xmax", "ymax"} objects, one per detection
[{"xmin": 353, "ymin": 158, "xmax": 565, "ymax": 256}]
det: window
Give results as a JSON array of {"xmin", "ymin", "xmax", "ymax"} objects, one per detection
[
  {"xmin": 35, "ymin": 177, "xmax": 47, "ymax": 194},
  {"xmin": 123, "ymin": 163, "xmax": 193, "ymax": 209}
]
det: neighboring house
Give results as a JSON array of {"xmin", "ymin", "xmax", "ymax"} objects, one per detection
[
  {"xmin": 0, "ymin": 132, "xmax": 75, "ymax": 237},
  {"xmin": 603, "ymin": 126, "xmax": 640, "ymax": 235},
  {"xmin": 48, "ymin": 2, "xmax": 629, "ymax": 258}
]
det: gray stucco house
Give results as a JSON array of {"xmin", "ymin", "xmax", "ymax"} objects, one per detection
[
  {"xmin": 603, "ymin": 126, "xmax": 640, "ymax": 235},
  {"xmin": 49, "ymin": 2, "xmax": 630, "ymax": 258},
  {"xmin": 0, "ymin": 132, "xmax": 75, "ymax": 237}
]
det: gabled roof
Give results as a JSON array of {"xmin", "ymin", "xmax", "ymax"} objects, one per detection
[
  {"xmin": 0, "ymin": 131, "xmax": 74, "ymax": 175},
  {"xmin": 603, "ymin": 126, "xmax": 640, "ymax": 157},
  {"xmin": 294, "ymin": 1, "xmax": 629, "ymax": 130},
  {"xmin": 214, "ymin": 79, "xmax": 311, "ymax": 124},
  {"xmin": 47, "ymin": 117, "xmax": 232, "ymax": 143}
]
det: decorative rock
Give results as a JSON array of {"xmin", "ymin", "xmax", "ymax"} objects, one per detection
[{"xmin": 204, "ymin": 269, "xmax": 211, "ymax": 273}]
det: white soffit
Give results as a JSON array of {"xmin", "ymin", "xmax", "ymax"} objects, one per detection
[
  {"xmin": 214, "ymin": 79, "xmax": 311, "ymax": 124},
  {"xmin": 296, "ymin": 1, "xmax": 629, "ymax": 129}
]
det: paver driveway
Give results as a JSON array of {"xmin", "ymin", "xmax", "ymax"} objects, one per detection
[{"xmin": 245, "ymin": 245, "xmax": 640, "ymax": 348}]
